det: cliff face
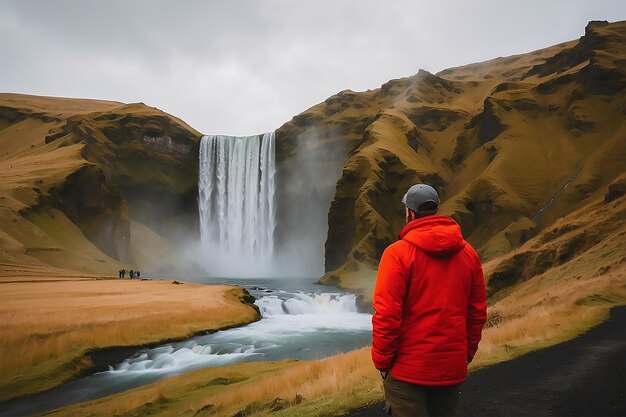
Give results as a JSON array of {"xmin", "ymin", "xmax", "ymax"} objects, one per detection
[
  {"xmin": 2, "ymin": 21, "xmax": 624, "ymax": 289},
  {"xmin": 0, "ymin": 95, "xmax": 202, "ymax": 276},
  {"xmin": 58, "ymin": 103, "xmax": 202, "ymax": 242},
  {"xmin": 276, "ymin": 20, "xmax": 626, "ymax": 299}
]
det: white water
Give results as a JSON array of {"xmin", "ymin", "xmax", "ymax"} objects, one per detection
[
  {"xmin": 106, "ymin": 290, "xmax": 370, "ymax": 377},
  {"xmin": 1, "ymin": 285, "xmax": 372, "ymax": 417},
  {"xmin": 198, "ymin": 133, "xmax": 276, "ymax": 276}
]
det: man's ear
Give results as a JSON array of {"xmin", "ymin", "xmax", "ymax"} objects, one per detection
[{"xmin": 405, "ymin": 207, "xmax": 415, "ymax": 223}]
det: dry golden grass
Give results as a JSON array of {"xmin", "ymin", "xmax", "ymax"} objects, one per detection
[
  {"xmin": 44, "ymin": 259, "xmax": 626, "ymax": 417},
  {"xmin": 474, "ymin": 265, "xmax": 626, "ymax": 367},
  {"xmin": 0, "ymin": 279, "xmax": 259, "ymax": 401},
  {"xmin": 0, "ymin": 93, "xmax": 122, "ymax": 116},
  {"xmin": 191, "ymin": 348, "xmax": 381, "ymax": 417},
  {"xmin": 474, "ymin": 194, "xmax": 626, "ymax": 365}
]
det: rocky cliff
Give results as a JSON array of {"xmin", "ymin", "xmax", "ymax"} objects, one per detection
[
  {"xmin": 276, "ymin": 20, "xmax": 626, "ymax": 300},
  {"xmin": 0, "ymin": 95, "xmax": 202, "ymax": 276}
]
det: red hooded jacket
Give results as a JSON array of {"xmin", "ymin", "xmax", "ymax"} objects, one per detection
[{"xmin": 372, "ymin": 215, "xmax": 487, "ymax": 386}]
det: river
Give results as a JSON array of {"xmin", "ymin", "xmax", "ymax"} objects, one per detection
[{"xmin": 0, "ymin": 277, "xmax": 373, "ymax": 416}]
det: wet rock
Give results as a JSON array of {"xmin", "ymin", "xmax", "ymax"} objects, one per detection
[
  {"xmin": 240, "ymin": 289, "xmax": 256, "ymax": 305},
  {"xmin": 239, "ymin": 289, "xmax": 260, "ymax": 316}
]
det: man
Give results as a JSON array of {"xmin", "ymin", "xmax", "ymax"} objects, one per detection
[{"xmin": 372, "ymin": 184, "xmax": 487, "ymax": 417}]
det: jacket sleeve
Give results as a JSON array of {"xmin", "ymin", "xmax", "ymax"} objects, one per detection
[
  {"xmin": 466, "ymin": 256, "xmax": 487, "ymax": 361},
  {"xmin": 371, "ymin": 245, "xmax": 409, "ymax": 371}
]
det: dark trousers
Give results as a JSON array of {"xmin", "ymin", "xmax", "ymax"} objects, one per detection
[{"xmin": 383, "ymin": 374, "xmax": 461, "ymax": 417}]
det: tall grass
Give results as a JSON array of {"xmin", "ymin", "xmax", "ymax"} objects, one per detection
[
  {"xmin": 473, "ymin": 264, "xmax": 626, "ymax": 367},
  {"xmin": 0, "ymin": 280, "xmax": 258, "ymax": 401},
  {"xmin": 191, "ymin": 348, "xmax": 380, "ymax": 416},
  {"xmin": 47, "ymin": 263, "xmax": 625, "ymax": 417}
]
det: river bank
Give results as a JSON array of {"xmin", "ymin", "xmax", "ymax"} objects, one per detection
[
  {"xmin": 3, "ymin": 262, "xmax": 624, "ymax": 417},
  {"xmin": 0, "ymin": 280, "xmax": 373, "ymax": 416},
  {"xmin": 0, "ymin": 277, "xmax": 260, "ymax": 403},
  {"xmin": 344, "ymin": 306, "xmax": 626, "ymax": 417},
  {"xmin": 29, "ymin": 303, "xmax": 626, "ymax": 417}
]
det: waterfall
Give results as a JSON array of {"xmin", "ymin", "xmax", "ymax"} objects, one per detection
[{"xmin": 198, "ymin": 132, "xmax": 276, "ymax": 275}]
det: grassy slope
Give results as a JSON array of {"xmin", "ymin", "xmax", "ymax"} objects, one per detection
[
  {"xmin": 0, "ymin": 94, "xmax": 202, "ymax": 278},
  {"xmin": 311, "ymin": 21, "xmax": 625, "ymax": 306},
  {"xmin": 0, "ymin": 95, "xmax": 122, "ymax": 275}
]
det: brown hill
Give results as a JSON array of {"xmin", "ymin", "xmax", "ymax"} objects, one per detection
[
  {"xmin": 276, "ymin": 20, "xmax": 625, "ymax": 303},
  {"xmin": 1, "ymin": 21, "xmax": 624, "ymax": 299},
  {"xmin": 0, "ymin": 94, "xmax": 202, "ymax": 278}
]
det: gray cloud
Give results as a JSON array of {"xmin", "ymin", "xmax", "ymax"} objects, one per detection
[{"xmin": 1, "ymin": 0, "xmax": 624, "ymax": 135}]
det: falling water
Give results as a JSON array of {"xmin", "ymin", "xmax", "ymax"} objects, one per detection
[{"xmin": 198, "ymin": 132, "xmax": 276, "ymax": 275}]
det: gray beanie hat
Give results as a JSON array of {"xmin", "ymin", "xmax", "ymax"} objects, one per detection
[{"xmin": 402, "ymin": 184, "xmax": 439, "ymax": 214}]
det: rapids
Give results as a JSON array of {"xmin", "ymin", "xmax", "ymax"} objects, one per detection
[{"xmin": 1, "ymin": 281, "xmax": 372, "ymax": 416}]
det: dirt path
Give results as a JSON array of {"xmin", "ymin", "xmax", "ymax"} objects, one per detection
[{"xmin": 343, "ymin": 306, "xmax": 625, "ymax": 417}]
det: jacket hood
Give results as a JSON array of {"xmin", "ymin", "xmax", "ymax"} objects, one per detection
[{"xmin": 399, "ymin": 215, "xmax": 466, "ymax": 257}]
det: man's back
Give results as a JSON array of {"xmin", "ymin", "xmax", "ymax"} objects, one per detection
[{"xmin": 372, "ymin": 214, "xmax": 487, "ymax": 385}]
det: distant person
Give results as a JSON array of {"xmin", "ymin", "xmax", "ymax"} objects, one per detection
[
  {"xmin": 372, "ymin": 184, "xmax": 487, "ymax": 417},
  {"xmin": 129, "ymin": 269, "xmax": 134, "ymax": 279},
  {"xmin": 121, "ymin": 269, "xmax": 126, "ymax": 279},
  {"xmin": 118, "ymin": 269, "xmax": 122, "ymax": 279},
  {"xmin": 136, "ymin": 270, "xmax": 140, "ymax": 279}
]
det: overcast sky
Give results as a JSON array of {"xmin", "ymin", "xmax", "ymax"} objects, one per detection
[{"xmin": 1, "ymin": 1, "xmax": 624, "ymax": 136}]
